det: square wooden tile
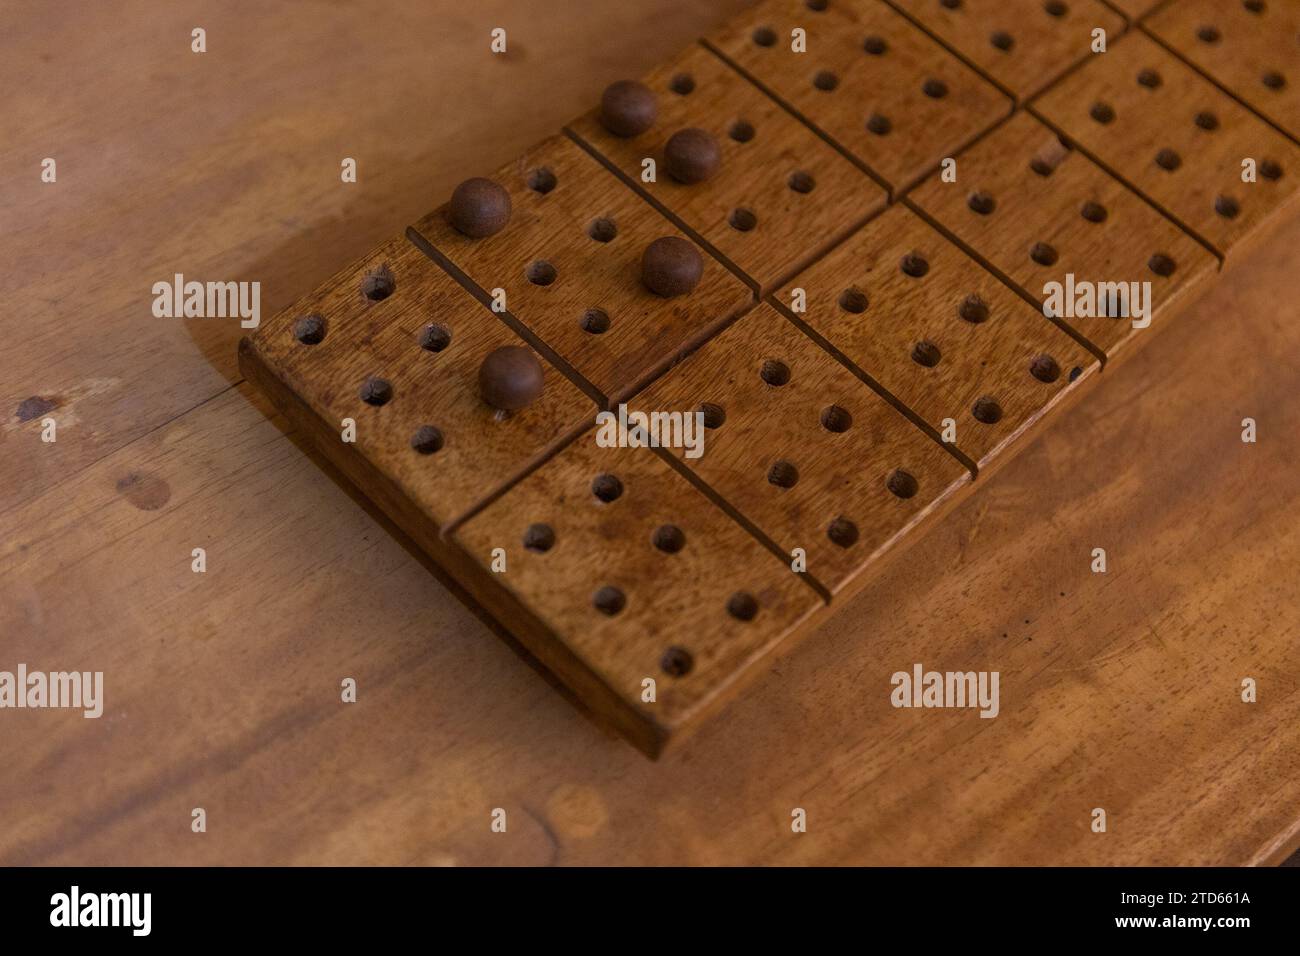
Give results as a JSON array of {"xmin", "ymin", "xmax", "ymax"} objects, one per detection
[
  {"xmin": 890, "ymin": 0, "xmax": 1125, "ymax": 102},
  {"xmin": 707, "ymin": 0, "xmax": 1012, "ymax": 191},
  {"xmin": 242, "ymin": 237, "xmax": 595, "ymax": 529},
  {"xmin": 411, "ymin": 134, "xmax": 752, "ymax": 405},
  {"xmin": 778, "ymin": 204, "xmax": 1099, "ymax": 470},
  {"xmin": 1147, "ymin": 0, "xmax": 1300, "ymax": 144},
  {"xmin": 566, "ymin": 43, "xmax": 886, "ymax": 292},
  {"xmin": 908, "ymin": 111, "xmax": 1218, "ymax": 361},
  {"xmin": 633, "ymin": 302, "xmax": 970, "ymax": 596},
  {"xmin": 1033, "ymin": 30, "xmax": 1300, "ymax": 261},
  {"xmin": 450, "ymin": 436, "xmax": 821, "ymax": 754}
]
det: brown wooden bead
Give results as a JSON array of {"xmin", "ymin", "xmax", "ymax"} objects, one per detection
[
  {"xmin": 641, "ymin": 236, "xmax": 703, "ymax": 297},
  {"xmin": 478, "ymin": 345, "xmax": 544, "ymax": 410},
  {"xmin": 448, "ymin": 177, "xmax": 511, "ymax": 238},
  {"xmin": 664, "ymin": 127, "xmax": 721, "ymax": 184},
  {"xmin": 599, "ymin": 80, "xmax": 657, "ymax": 138}
]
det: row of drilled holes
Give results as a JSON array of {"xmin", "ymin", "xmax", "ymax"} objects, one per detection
[
  {"xmin": 1195, "ymin": 17, "xmax": 1287, "ymax": 91},
  {"xmin": 1086, "ymin": 96, "xmax": 1284, "ymax": 219}
]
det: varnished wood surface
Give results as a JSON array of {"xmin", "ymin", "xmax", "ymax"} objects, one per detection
[{"xmin": 3, "ymin": 0, "xmax": 1299, "ymax": 865}]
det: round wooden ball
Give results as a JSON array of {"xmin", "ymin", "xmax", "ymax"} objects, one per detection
[
  {"xmin": 478, "ymin": 345, "xmax": 544, "ymax": 411},
  {"xmin": 664, "ymin": 128, "xmax": 721, "ymax": 184},
  {"xmin": 448, "ymin": 177, "xmax": 511, "ymax": 238},
  {"xmin": 642, "ymin": 236, "xmax": 703, "ymax": 297},
  {"xmin": 599, "ymin": 80, "xmax": 658, "ymax": 138}
]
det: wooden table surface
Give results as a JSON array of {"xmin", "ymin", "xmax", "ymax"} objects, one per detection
[{"xmin": 3, "ymin": 0, "xmax": 1297, "ymax": 866}]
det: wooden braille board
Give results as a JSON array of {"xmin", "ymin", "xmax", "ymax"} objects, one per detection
[{"xmin": 239, "ymin": 0, "xmax": 1300, "ymax": 757}]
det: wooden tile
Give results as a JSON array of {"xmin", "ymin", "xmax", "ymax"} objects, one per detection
[
  {"xmin": 890, "ymin": 0, "xmax": 1125, "ymax": 102},
  {"xmin": 241, "ymin": 237, "xmax": 595, "ymax": 529},
  {"xmin": 908, "ymin": 111, "xmax": 1218, "ymax": 361},
  {"xmin": 450, "ymin": 436, "xmax": 822, "ymax": 754},
  {"xmin": 410, "ymin": 135, "xmax": 751, "ymax": 405},
  {"xmin": 706, "ymin": 0, "xmax": 1012, "ymax": 192},
  {"xmin": 1032, "ymin": 30, "xmax": 1300, "ymax": 261},
  {"xmin": 778, "ymin": 204, "xmax": 1099, "ymax": 470},
  {"xmin": 633, "ymin": 303, "xmax": 969, "ymax": 596},
  {"xmin": 566, "ymin": 43, "xmax": 886, "ymax": 292},
  {"xmin": 1147, "ymin": 0, "xmax": 1300, "ymax": 144}
]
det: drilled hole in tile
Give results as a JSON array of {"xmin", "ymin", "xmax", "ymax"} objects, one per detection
[
  {"xmin": 900, "ymin": 252, "xmax": 930, "ymax": 277},
  {"xmin": 660, "ymin": 646, "xmax": 693, "ymax": 676},
  {"xmin": 866, "ymin": 113, "xmax": 892, "ymax": 135},
  {"xmin": 410, "ymin": 424, "xmax": 444, "ymax": 454},
  {"xmin": 729, "ymin": 120, "xmax": 756, "ymax": 143},
  {"xmin": 1137, "ymin": 68, "xmax": 1162, "ymax": 89},
  {"xmin": 752, "ymin": 25, "xmax": 777, "ymax": 46},
  {"xmin": 887, "ymin": 469, "xmax": 918, "ymax": 499},
  {"xmin": 1148, "ymin": 253, "xmax": 1177, "ymax": 277},
  {"xmin": 1029, "ymin": 157, "xmax": 1055, "ymax": 177},
  {"xmin": 358, "ymin": 376, "xmax": 393, "ymax": 406},
  {"xmin": 788, "ymin": 170, "xmax": 816, "ymax": 193},
  {"xmin": 700, "ymin": 402, "xmax": 726, "ymax": 428},
  {"xmin": 1080, "ymin": 200, "xmax": 1107, "ymax": 223},
  {"xmin": 1214, "ymin": 195, "xmax": 1240, "ymax": 219},
  {"xmin": 526, "ymin": 260, "xmax": 557, "ymax": 285},
  {"xmin": 821, "ymin": 405, "xmax": 852, "ymax": 433},
  {"xmin": 940, "ymin": 0, "xmax": 962, "ymax": 9},
  {"xmin": 293, "ymin": 314, "xmax": 325, "ymax": 345},
  {"xmin": 1196, "ymin": 25, "xmax": 1221, "ymax": 43},
  {"xmin": 419, "ymin": 323, "xmax": 452, "ymax": 352},
  {"xmin": 923, "ymin": 78, "xmax": 948, "ymax": 98},
  {"xmin": 760, "ymin": 359, "xmax": 791, "ymax": 386},
  {"xmin": 863, "ymin": 35, "xmax": 888, "ymax": 55},
  {"xmin": 767, "ymin": 460, "xmax": 800, "ymax": 488},
  {"xmin": 523, "ymin": 523, "xmax": 554, "ymax": 552},
  {"xmin": 1030, "ymin": 354, "xmax": 1061, "ymax": 383},
  {"xmin": 967, "ymin": 191, "xmax": 996, "ymax": 215},
  {"xmin": 1030, "ymin": 242, "xmax": 1058, "ymax": 266},
  {"xmin": 653, "ymin": 524, "xmax": 686, "ymax": 553},
  {"xmin": 911, "ymin": 340, "xmax": 941, "ymax": 368},
  {"xmin": 1044, "ymin": 0, "xmax": 1068, "ymax": 16},
  {"xmin": 973, "ymin": 396, "xmax": 1004, "ymax": 425},
  {"xmin": 580, "ymin": 308, "xmax": 610, "ymax": 334},
  {"xmin": 360, "ymin": 266, "xmax": 395, "ymax": 301},
  {"xmin": 587, "ymin": 217, "xmax": 618, "ymax": 242},
  {"xmin": 1195, "ymin": 110, "xmax": 1219, "ymax": 131},
  {"xmin": 827, "ymin": 516, "xmax": 859, "ymax": 548},
  {"xmin": 959, "ymin": 294, "xmax": 990, "ymax": 323},
  {"xmin": 1155, "ymin": 148, "xmax": 1182, "ymax": 171},
  {"xmin": 729, "ymin": 208, "xmax": 758, "ymax": 231},
  {"xmin": 727, "ymin": 592, "xmax": 759, "ymax": 622},
  {"xmin": 990, "ymin": 31, "xmax": 1014, "ymax": 52},
  {"xmin": 839, "ymin": 287, "xmax": 868, "ymax": 313},
  {"xmin": 813, "ymin": 70, "xmax": 839, "ymax": 91},
  {"xmin": 1262, "ymin": 70, "xmax": 1286, "ymax": 90},
  {"xmin": 592, "ymin": 473, "xmax": 623, "ymax": 502},
  {"xmin": 1243, "ymin": 0, "xmax": 1265, "ymax": 12},
  {"xmin": 1261, "ymin": 159, "xmax": 1283, "ymax": 180},
  {"xmin": 1089, "ymin": 102, "xmax": 1115, "ymax": 124},
  {"xmin": 527, "ymin": 167, "xmax": 557, "ymax": 194},
  {"xmin": 669, "ymin": 73, "xmax": 694, "ymax": 95},
  {"xmin": 593, "ymin": 586, "xmax": 626, "ymax": 616}
]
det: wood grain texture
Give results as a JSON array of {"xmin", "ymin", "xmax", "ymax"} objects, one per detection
[
  {"xmin": 451, "ymin": 436, "xmax": 823, "ymax": 752},
  {"xmin": 1102, "ymin": 0, "xmax": 1166, "ymax": 22},
  {"xmin": 889, "ymin": 0, "xmax": 1126, "ymax": 102},
  {"xmin": 3, "ymin": 211, "xmax": 1298, "ymax": 865},
  {"xmin": 776, "ymin": 204, "xmax": 1099, "ymax": 470},
  {"xmin": 908, "ymin": 111, "xmax": 1218, "ymax": 361},
  {"xmin": 707, "ymin": 0, "xmax": 1013, "ymax": 192},
  {"xmin": 634, "ymin": 303, "xmax": 971, "ymax": 596},
  {"xmin": 410, "ymin": 135, "xmax": 753, "ymax": 404},
  {"xmin": 4, "ymin": 0, "xmax": 1300, "ymax": 867},
  {"xmin": 241, "ymin": 237, "xmax": 594, "ymax": 529},
  {"xmin": 567, "ymin": 42, "xmax": 887, "ymax": 291},
  {"xmin": 1032, "ymin": 30, "xmax": 1300, "ymax": 261},
  {"xmin": 1146, "ymin": 0, "xmax": 1300, "ymax": 144}
]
